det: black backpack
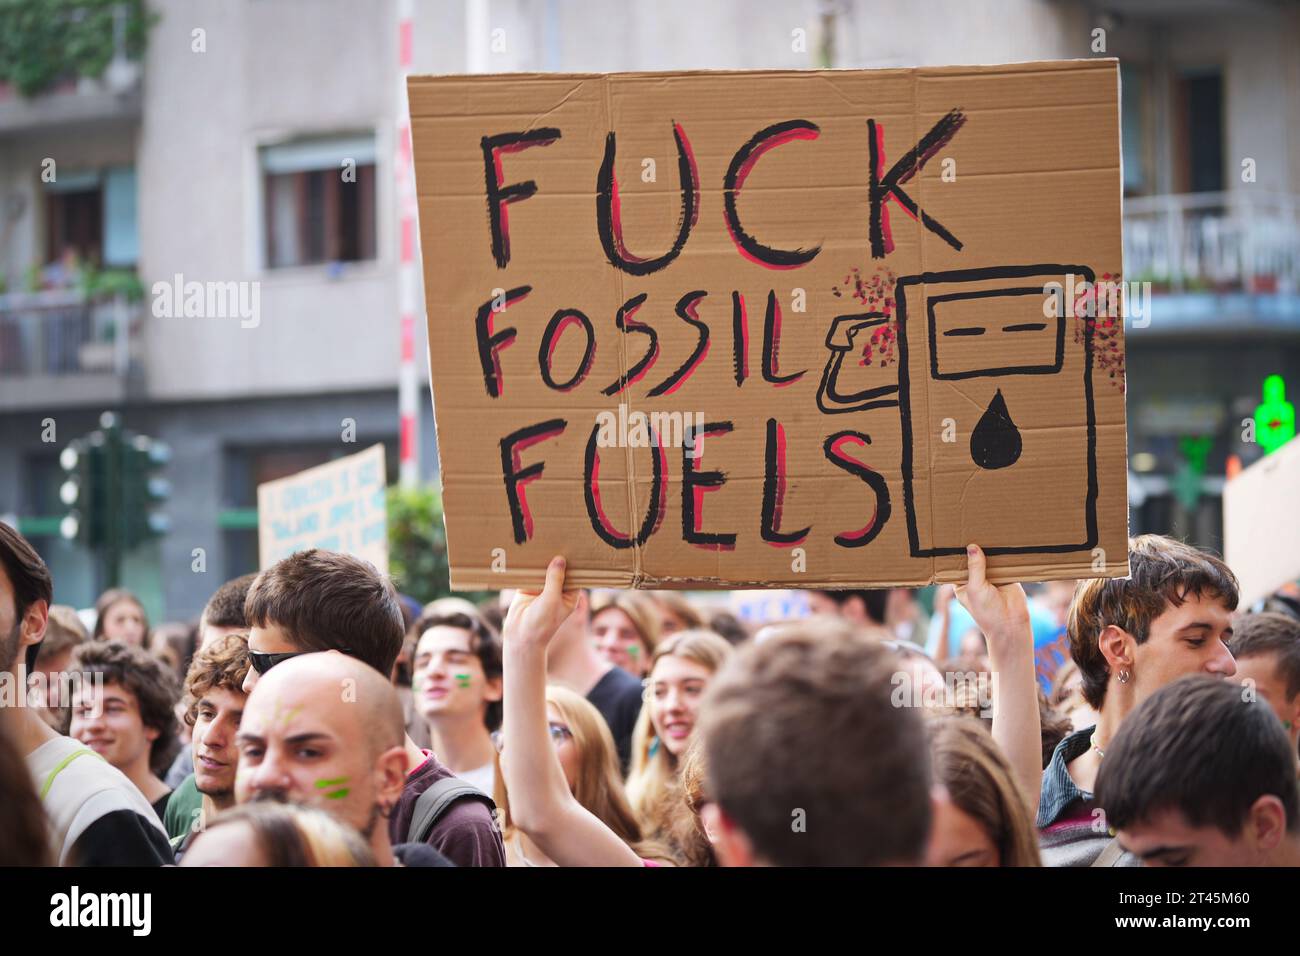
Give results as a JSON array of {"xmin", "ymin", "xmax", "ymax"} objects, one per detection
[{"xmin": 406, "ymin": 777, "xmax": 497, "ymax": 844}]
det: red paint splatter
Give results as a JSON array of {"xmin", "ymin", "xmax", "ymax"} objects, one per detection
[
  {"xmin": 1072, "ymin": 272, "xmax": 1126, "ymax": 392},
  {"xmin": 831, "ymin": 266, "xmax": 899, "ymax": 368}
]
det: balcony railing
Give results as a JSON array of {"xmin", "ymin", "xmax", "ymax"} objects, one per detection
[
  {"xmin": 0, "ymin": 291, "xmax": 137, "ymax": 377},
  {"xmin": 1124, "ymin": 191, "xmax": 1300, "ymax": 294}
]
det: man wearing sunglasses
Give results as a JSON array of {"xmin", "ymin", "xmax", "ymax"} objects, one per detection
[{"xmin": 241, "ymin": 548, "xmax": 505, "ymax": 866}]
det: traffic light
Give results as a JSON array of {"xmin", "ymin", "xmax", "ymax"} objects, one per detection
[
  {"xmin": 122, "ymin": 432, "xmax": 172, "ymax": 548},
  {"xmin": 58, "ymin": 441, "xmax": 84, "ymax": 544},
  {"xmin": 58, "ymin": 436, "xmax": 109, "ymax": 548},
  {"xmin": 57, "ymin": 412, "xmax": 171, "ymax": 587}
]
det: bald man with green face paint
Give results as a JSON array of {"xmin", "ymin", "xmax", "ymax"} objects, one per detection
[{"xmin": 234, "ymin": 652, "xmax": 450, "ymax": 867}]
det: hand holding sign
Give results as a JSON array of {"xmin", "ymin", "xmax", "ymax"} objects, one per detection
[
  {"xmin": 954, "ymin": 543, "xmax": 1031, "ymax": 648},
  {"xmin": 503, "ymin": 555, "xmax": 579, "ymax": 651}
]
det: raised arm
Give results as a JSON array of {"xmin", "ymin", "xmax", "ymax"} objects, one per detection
[
  {"xmin": 954, "ymin": 544, "xmax": 1042, "ymax": 819},
  {"xmin": 500, "ymin": 556, "xmax": 644, "ymax": 867}
]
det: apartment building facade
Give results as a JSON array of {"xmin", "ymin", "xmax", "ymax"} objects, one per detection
[{"xmin": 0, "ymin": 0, "xmax": 1294, "ymax": 617}]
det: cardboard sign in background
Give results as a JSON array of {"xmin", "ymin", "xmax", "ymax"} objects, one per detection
[
  {"xmin": 410, "ymin": 61, "xmax": 1129, "ymax": 590},
  {"xmin": 257, "ymin": 444, "xmax": 389, "ymax": 574},
  {"xmin": 1224, "ymin": 438, "xmax": 1300, "ymax": 607}
]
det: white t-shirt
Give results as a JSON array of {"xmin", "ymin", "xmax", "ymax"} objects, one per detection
[
  {"xmin": 27, "ymin": 735, "xmax": 170, "ymax": 866},
  {"xmin": 456, "ymin": 762, "xmax": 496, "ymax": 797}
]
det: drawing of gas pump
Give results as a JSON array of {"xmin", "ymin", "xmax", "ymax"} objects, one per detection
[{"xmin": 815, "ymin": 312, "xmax": 901, "ymax": 415}]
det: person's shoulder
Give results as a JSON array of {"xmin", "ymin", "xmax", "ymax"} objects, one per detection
[
  {"xmin": 393, "ymin": 842, "xmax": 456, "ymax": 867},
  {"xmin": 26, "ymin": 733, "xmax": 86, "ymax": 776},
  {"xmin": 163, "ymin": 776, "xmax": 202, "ymax": 841},
  {"xmin": 437, "ymin": 789, "xmax": 497, "ymax": 829},
  {"xmin": 590, "ymin": 665, "xmax": 644, "ymax": 702},
  {"xmin": 403, "ymin": 751, "xmax": 451, "ymax": 793},
  {"xmin": 69, "ymin": 807, "xmax": 173, "ymax": 866},
  {"xmin": 36, "ymin": 738, "xmax": 154, "ymax": 813}
]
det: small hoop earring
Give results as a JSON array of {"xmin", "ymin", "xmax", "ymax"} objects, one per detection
[{"xmin": 1118, "ymin": 669, "xmax": 1130, "ymax": 684}]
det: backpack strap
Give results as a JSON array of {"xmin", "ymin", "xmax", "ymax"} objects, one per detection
[
  {"xmin": 1091, "ymin": 835, "xmax": 1127, "ymax": 867},
  {"xmin": 407, "ymin": 777, "xmax": 496, "ymax": 845}
]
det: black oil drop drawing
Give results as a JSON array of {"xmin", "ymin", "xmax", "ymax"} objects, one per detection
[{"xmin": 970, "ymin": 388, "xmax": 1022, "ymax": 469}]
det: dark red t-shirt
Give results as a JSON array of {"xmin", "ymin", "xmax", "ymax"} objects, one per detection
[{"xmin": 388, "ymin": 751, "xmax": 506, "ymax": 867}]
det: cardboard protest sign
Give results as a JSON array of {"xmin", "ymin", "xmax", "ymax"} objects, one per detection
[
  {"xmin": 257, "ymin": 444, "xmax": 389, "ymax": 574},
  {"xmin": 1224, "ymin": 437, "xmax": 1300, "ymax": 606},
  {"xmin": 409, "ymin": 60, "xmax": 1129, "ymax": 590}
]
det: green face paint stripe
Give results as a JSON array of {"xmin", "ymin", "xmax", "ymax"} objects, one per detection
[
  {"xmin": 314, "ymin": 776, "xmax": 350, "ymax": 789},
  {"xmin": 455, "ymin": 673, "xmax": 471, "ymax": 686},
  {"xmin": 323, "ymin": 788, "xmax": 351, "ymax": 800}
]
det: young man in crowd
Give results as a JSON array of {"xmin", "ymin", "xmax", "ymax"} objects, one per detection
[
  {"xmin": 198, "ymin": 573, "xmax": 257, "ymax": 650},
  {"xmin": 1230, "ymin": 612, "xmax": 1300, "ymax": 761},
  {"xmin": 70, "ymin": 641, "xmax": 181, "ymax": 822},
  {"xmin": 0, "ymin": 523, "xmax": 171, "ymax": 865},
  {"xmin": 411, "ymin": 609, "xmax": 502, "ymax": 795},
  {"xmin": 29, "ymin": 604, "xmax": 87, "ymax": 732},
  {"xmin": 695, "ymin": 542, "xmax": 1029, "ymax": 866},
  {"xmin": 243, "ymin": 548, "xmax": 504, "ymax": 866},
  {"xmin": 236, "ymin": 651, "xmax": 450, "ymax": 866},
  {"xmin": 539, "ymin": 588, "xmax": 644, "ymax": 773},
  {"xmin": 1038, "ymin": 534, "xmax": 1239, "ymax": 866},
  {"xmin": 165, "ymin": 572, "xmax": 258, "ymax": 789},
  {"xmin": 165, "ymin": 632, "xmax": 250, "ymax": 856},
  {"xmin": 697, "ymin": 627, "xmax": 933, "ymax": 865},
  {"xmin": 1095, "ymin": 675, "xmax": 1300, "ymax": 866}
]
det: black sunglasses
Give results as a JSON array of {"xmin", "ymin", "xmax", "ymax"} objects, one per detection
[{"xmin": 249, "ymin": 648, "xmax": 355, "ymax": 675}]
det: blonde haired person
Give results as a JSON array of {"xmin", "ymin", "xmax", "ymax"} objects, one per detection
[
  {"xmin": 662, "ymin": 736, "xmax": 718, "ymax": 867},
  {"xmin": 589, "ymin": 590, "xmax": 661, "ymax": 677},
  {"xmin": 500, "ymin": 557, "xmax": 674, "ymax": 866},
  {"xmin": 626, "ymin": 630, "xmax": 734, "ymax": 858},
  {"xmin": 181, "ymin": 801, "xmax": 375, "ymax": 867},
  {"xmin": 925, "ymin": 716, "xmax": 1042, "ymax": 867},
  {"xmin": 493, "ymin": 685, "xmax": 665, "ymax": 866}
]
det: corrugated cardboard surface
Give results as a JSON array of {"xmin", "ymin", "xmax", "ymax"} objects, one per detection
[
  {"xmin": 1225, "ymin": 438, "xmax": 1300, "ymax": 606},
  {"xmin": 409, "ymin": 61, "xmax": 1129, "ymax": 589}
]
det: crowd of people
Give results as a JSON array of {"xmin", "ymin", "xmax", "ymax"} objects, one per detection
[{"xmin": 3, "ymin": 518, "xmax": 1300, "ymax": 868}]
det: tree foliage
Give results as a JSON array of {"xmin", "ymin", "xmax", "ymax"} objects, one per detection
[
  {"xmin": 0, "ymin": 0, "xmax": 154, "ymax": 97},
  {"xmin": 387, "ymin": 483, "xmax": 491, "ymax": 606}
]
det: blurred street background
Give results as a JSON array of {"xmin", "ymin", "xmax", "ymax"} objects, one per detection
[{"xmin": 0, "ymin": 0, "xmax": 1297, "ymax": 621}]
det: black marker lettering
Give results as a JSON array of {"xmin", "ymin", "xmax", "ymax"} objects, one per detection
[
  {"xmin": 647, "ymin": 291, "xmax": 710, "ymax": 397},
  {"xmin": 823, "ymin": 430, "xmax": 891, "ymax": 548},
  {"xmin": 500, "ymin": 419, "xmax": 567, "ymax": 544},
  {"xmin": 596, "ymin": 123, "xmax": 699, "ymax": 276},
  {"xmin": 761, "ymin": 419, "xmax": 810, "ymax": 546},
  {"xmin": 475, "ymin": 286, "xmax": 530, "ymax": 398},
  {"xmin": 682, "ymin": 421, "xmax": 736, "ymax": 550},
  {"xmin": 481, "ymin": 129, "xmax": 561, "ymax": 268},
  {"xmin": 868, "ymin": 110, "xmax": 966, "ymax": 259},
  {"xmin": 724, "ymin": 120, "xmax": 822, "ymax": 269}
]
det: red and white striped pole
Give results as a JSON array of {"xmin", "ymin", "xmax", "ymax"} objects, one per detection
[{"xmin": 396, "ymin": 0, "xmax": 419, "ymax": 488}]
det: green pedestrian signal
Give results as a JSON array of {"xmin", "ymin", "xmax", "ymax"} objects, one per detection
[{"xmin": 1255, "ymin": 374, "xmax": 1296, "ymax": 455}]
